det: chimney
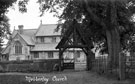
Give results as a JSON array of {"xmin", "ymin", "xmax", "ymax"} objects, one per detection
[{"xmin": 18, "ymin": 25, "xmax": 24, "ymax": 34}]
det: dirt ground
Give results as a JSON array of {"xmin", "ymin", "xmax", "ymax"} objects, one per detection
[{"xmin": 0, "ymin": 71, "xmax": 135, "ymax": 84}]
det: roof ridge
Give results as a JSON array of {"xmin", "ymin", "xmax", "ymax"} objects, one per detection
[
  {"xmin": 41, "ymin": 24, "xmax": 57, "ymax": 26},
  {"xmin": 23, "ymin": 29, "xmax": 37, "ymax": 31},
  {"xmin": 34, "ymin": 23, "xmax": 42, "ymax": 36},
  {"xmin": 15, "ymin": 29, "xmax": 37, "ymax": 31},
  {"xmin": 23, "ymin": 28, "xmax": 37, "ymax": 30}
]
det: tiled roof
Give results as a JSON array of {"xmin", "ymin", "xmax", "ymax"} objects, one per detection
[
  {"xmin": 31, "ymin": 43, "xmax": 59, "ymax": 51},
  {"xmin": 35, "ymin": 24, "xmax": 61, "ymax": 36},
  {"xmin": 12, "ymin": 30, "xmax": 18, "ymax": 38},
  {"xmin": 11, "ymin": 29, "xmax": 37, "ymax": 45},
  {"xmin": 20, "ymin": 34, "xmax": 35, "ymax": 45},
  {"xmin": 12, "ymin": 29, "xmax": 37, "ymax": 37},
  {"xmin": 31, "ymin": 43, "xmax": 82, "ymax": 51},
  {"xmin": 23, "ymin": 29, "xmax": 37, "ymax": 37}
]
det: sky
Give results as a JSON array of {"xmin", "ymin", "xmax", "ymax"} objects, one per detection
[{"xmin": 6, "ymin": 0, "xmax": 59, "ymax": 32}]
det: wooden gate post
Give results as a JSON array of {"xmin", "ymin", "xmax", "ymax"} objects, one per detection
[
  {"xmin": 119, "ymin": 52, "xmax": 126, "ymax": 80},
  {"xmin": 87, "ymin": 55, "xmax": 90, "ymax": 70},
  {"xmin": 59, "ymin": 48, "xmax": 62, "ymax": 71}
]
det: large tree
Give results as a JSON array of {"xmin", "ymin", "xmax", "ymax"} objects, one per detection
[
  {"xmin": 20, "ymin": 0, "xmax": 135, "ymax": 69},
  {"xmin": 0, "ymin": 0, "xmax": 17, "ymax": 53}
]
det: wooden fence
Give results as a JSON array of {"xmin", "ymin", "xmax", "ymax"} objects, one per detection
[
  {"xmin": 92, "ymin": 56, "xmax": 108, "ymax": 73},
  {"xmin": 125, "ymin": 55, "xmax": 135, "ymax": 79},
  {"xmin": 91, "ymin": 53, "xmax": 135, "ymax": 80}
]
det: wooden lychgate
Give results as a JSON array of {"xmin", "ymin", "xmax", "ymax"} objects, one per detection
[{"xmin": 56, "ymin": 19, "xmax": 95, "ymax": 71}]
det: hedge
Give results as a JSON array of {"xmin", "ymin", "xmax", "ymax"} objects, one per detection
[
  {"xmin": 6, "ymin": 63, "xmax": 39, "ymax": 72},
  {"xmin": 0, "ymin": 59, "xmax": 59, "ymax": 72}
]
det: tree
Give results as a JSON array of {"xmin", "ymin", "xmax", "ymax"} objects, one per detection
[
  {"xmin": 0, "ymin": 0, "xmax": 17, "ymax": 53},
  {"xmin": 19, "ymin": 0, "xmax": 135, "ymax": 69}
]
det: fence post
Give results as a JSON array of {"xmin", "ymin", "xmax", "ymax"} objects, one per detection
[{"xmin": 119, "ymin": 52, "xmax": 126, "ymax": 80}]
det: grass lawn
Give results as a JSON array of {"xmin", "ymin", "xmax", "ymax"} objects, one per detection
[{"xmin": 0, "ymin": 71, "xmax": 135, "ymax": 84}]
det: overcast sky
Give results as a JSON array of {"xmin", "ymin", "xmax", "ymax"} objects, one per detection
[{"xmin": 6, "ymin": 0, "xmax": 59, "ymax": 32}]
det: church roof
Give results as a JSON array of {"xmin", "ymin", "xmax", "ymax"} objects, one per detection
[
  {"xmin": 20, "ymin": 34, "xmax": 35, "ymax": 45},
  {"xmin": 11, "ymin": 29, "xmax": 37, "ymax": 45},
  {"xmin": 12, "ymin": 29, "xmax": 37, "ymax": 38},
  {"xmin": 22, "ymin": 29, "xmax": 37, "ymax": 37},
  {"xmin": 2, "ymin": 24, "xmax": 61, "ymax": 55},
  {"xmin": 35, "ymin": 24, "xmax": 61, "ymax": 36},
  {"xmin": 31, "ymin": 43, "xmax": 59, "ymax": 51}
]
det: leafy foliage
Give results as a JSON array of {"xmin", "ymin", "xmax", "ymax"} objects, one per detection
[
  {"xmin": 19, "ymin": 0, "xmax": 135, "ymax": 54},
  {"xmin": 18, "ymin": 0, "xmax": 29, "ymax": 13},
  {"xmin": 0, "ymin": 0, "xmax": 17, "ymax": 52},
  {"xmin": 38, "ymin": 0, "xmax": 135, "ymax": 53}
]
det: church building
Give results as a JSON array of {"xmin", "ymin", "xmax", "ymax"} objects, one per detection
[{"xmin": 1, "ymin": 23, "xmax": 87, "ymax": 70}]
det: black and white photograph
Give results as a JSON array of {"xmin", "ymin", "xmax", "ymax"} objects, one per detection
[{"xmin": 0, "ymin": 0, "xmax": 135, "ymax": 84}]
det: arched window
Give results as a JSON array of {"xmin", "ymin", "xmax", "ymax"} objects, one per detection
[{"xmin": 14, "ymin": 41, "xmax": 22, "ymax": 54}]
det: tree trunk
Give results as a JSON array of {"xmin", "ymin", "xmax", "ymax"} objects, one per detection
[
  {"xmin": 106, "ymin": 28, "xmax": 120, "ymax": 69},
  {"xmin": 112, "ymin": 28, "xmax": 120, "ymax": 67},
  {"xmin": 106, "ymin": 29, "xmax": 113, "ymax": 68}
]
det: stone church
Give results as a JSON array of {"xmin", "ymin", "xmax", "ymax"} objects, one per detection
[
  {"xmin": 2, "ymin": 23, "xmax": 61, "ymax": 61},
  {"xmin": 1, "ymin": 23, "xmax": 87, "ymax": 70}
]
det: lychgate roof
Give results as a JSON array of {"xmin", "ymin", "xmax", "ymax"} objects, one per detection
[{"xmin": 56, "ymin": 20, "xmax": 92, "ymax": 49}]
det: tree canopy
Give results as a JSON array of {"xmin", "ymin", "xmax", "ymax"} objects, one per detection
[
  {"xmin": 0, "ymin": 0, "xmax": 17, "ymax": 52},
  {"xmin": 35, "ymin": 0, "xmax": 135, "ymax": 52}
]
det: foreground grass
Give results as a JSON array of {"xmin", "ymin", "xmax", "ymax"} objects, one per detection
[{"xmin": 0, "ymin": 71, "xmax": 135, "ymax": 84}]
